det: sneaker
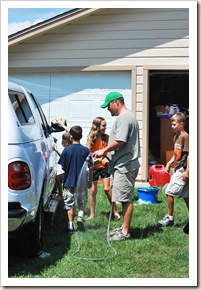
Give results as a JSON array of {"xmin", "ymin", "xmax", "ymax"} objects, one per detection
[
  {"xmin": 77, "ymin": 216, "xmax": 85, "ymax": 231},
  {"xmin": 110, "ymin": 231, "xmax": 130, "ymax": 241},
  {"xmin": 157, "ymin": 215, "xmax": 174, "ymax": 227},
  {"xmin": 108, "ymin": 227, "xmax": 122, "ymax": 236}
]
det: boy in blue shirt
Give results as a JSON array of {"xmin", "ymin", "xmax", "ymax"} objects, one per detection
[{"xmin": 58, "ymin": 125, "xmax": 92, "ymax": 232}]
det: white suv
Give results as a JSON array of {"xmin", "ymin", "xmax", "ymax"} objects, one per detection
[{"xmin": 8, "ymin": 82, "xmax": 63, "ymax": 256}]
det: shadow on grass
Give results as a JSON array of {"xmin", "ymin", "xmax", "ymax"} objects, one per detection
[
  {"xmin": 8, "ymin": 202, "xmax": 71, "ymax": 277},
  {"xmin": 130, "ymin": 225, "xmax": 163, "ymax": 239},
  {"xmin": 130, "ymin": 220, "xmax": 188, "ymax": 240}
]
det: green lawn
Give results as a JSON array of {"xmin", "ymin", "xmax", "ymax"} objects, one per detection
[{"xmin": 8, "ymin": 185, "xmax": 189, "ymax": 280}]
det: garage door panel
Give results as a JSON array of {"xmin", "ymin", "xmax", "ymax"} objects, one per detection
[
  {"xmin": 69, "ymin": 100, "xmax": 94, "ymax": 121},
  {"xmin": 9, "ymin": 72, "xmax": 131, "ymax": 147},
  {"xmin": 50, "ymin": 72, "xmax": 131, "ymax": 97}
]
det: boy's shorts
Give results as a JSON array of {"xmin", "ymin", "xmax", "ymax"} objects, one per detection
[
  {"xmin": 93, "ymin": 167, "xmax": 110, "ymax": 183},
  {"xmin": 110, "ymin": 168, "xmax": 139, "ymax": 203},
  {"xmin": 63, "ymin": 187, "xmax": 88, "ymax": 210},
  {"xmin": 164, "ymin": 167, "xmax": 189, "ymax": 198},
  {"xmin": 56, "ymin": 173, "xmax": 64, "ymax": 183}
]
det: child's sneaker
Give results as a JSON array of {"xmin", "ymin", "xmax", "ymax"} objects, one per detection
[
  {"xmin": 67, "ymin": 227, "xmax": 75, "ymax": 234},
  {"xmin": 77, "ymin": 216, "xmax": 85, "ymax": 231},
  {"xmin": 110, "ymin": 231, "xmax": 130, "ymax": 241},
  {"xmin": 157, "ymin": 215, "xmax": 174, "ymax": 227}
]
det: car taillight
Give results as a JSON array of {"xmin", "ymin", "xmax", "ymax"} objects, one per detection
[{"xmin": 8, "ymin": 161, "xmax": 31, "ymax": 190}]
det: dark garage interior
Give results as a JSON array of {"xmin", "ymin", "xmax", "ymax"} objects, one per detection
[{"xmin": 148, "ymin": 71, "xmax": 189, "ymax": 165}]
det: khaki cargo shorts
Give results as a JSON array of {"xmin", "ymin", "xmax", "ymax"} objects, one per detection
[
  {"xmin": 110, "ymin": 168, "xmax": 139, "ymax": 203},
  {"xmin": 163, "ymin": 167, "xmax": 189, "ymax": 198}
]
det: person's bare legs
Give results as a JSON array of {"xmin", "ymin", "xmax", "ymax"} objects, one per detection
[
  {"xmin": 67, "ymin": 209, "xmax": 74, "ymax": 222},
  {"xmin": 167, "ymin": 195, "xmax": 174, "ymax": 216},
  {"xmin": 121, "ymin": 202, "xmax": 133, "ymax": 234},
  {"xmin": 66, "ymin": 208, "xmax": 74, "ymax": 231},
  {"xmin": 87, "ymin": 182, "xmax": 97, "ymax": 219},
  {"xmin": 56, "ymin": 178, "xmax": 63, "ymax": 196},
  {"xmin": 54, "ymin": 177, "xmax": 63, "ymax": 200}
]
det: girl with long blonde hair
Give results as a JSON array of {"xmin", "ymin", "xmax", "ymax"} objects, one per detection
[{"xmin": 86, "ymin": 117, "xmax": 120, "ymax": 220}]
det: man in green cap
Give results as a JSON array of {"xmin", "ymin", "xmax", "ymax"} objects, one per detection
[{"xmin": 93, "ymin": 91, "xmax": 141, "ymax": 241}]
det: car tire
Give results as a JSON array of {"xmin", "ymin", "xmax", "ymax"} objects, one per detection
[{"xmin": 24, "ymin": 198, "xmax": 44, "ymax": 257}]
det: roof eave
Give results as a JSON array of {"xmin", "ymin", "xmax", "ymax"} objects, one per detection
[{"xmin": 8, "ymin": 8, "xmax": 101, "ymax": 46}]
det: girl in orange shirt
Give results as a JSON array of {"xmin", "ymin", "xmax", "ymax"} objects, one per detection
[{"xmin": 86, "ymin": 117, "xmax": 120, "ymax": 220}]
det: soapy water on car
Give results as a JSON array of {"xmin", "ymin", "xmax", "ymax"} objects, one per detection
[{"xmin": 71, "ymin": 153, "xmax": 117, "ymax": 261}]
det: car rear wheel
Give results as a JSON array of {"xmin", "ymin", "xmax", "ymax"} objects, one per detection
[{"xmin": 24, "ymin": 198, "xmax": 44, "ymax": 257}]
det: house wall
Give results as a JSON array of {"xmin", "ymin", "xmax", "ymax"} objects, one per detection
[
  {"xmin": 8, "ymin": 8, "xmax": 189, "ymax": 181},
  {"xmin": 8, "ymin": 8, "xmax": 189, "ymax": 69}
]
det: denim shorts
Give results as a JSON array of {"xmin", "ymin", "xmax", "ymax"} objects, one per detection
[
  {"xmin": 92, "ymin": 167, "xmax": 110, "ymax": 183},
  {"xmin": 164, "ymin": 167, "xmax": 189, "ymax": 198}
]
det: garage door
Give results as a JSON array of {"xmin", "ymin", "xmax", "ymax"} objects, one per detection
[{"xmin": 9, "ymin": 71, "xmax": 131, "ymax": 149}]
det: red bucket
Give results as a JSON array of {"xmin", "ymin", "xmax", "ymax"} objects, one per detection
[{"xmin": 148, "ymin": 164, "xmax": 170, "ymax": 186}]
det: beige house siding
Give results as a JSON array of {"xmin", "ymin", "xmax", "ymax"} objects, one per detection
[
  {"xmin": 8, "ymin": 8, "xmax": 189, "ymax": 71},
  {"xmin": 8, "ymin": 8, "xmax": 189, "ymax": 182}
]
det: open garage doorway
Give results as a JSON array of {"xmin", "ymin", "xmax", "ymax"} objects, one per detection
[{"xmin": 148, "ymin": 70, "xmax": 189, "ymax": 165}]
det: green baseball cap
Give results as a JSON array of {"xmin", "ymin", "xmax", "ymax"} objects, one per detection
[{"xmin": 100, "ymin": 91, "xmax": 123, "ymax": 108}]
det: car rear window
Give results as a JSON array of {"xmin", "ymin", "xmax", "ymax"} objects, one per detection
[{"xmin": 9, "ymin": 91, "xmax": 35, "ymax": 124}]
